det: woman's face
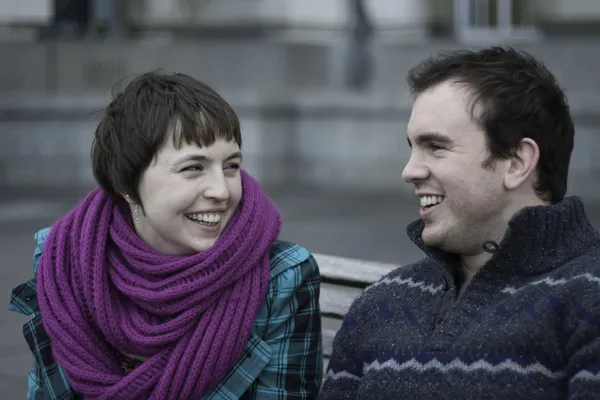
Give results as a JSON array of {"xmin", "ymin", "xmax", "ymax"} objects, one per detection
[{"xmin": 129, "ymin": 137, "xmax": 243, "ymax": 255}]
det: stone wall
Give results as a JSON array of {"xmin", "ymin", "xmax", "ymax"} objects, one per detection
[
  {"xmin": 1, "ymin": 40, "xmax": 599, "ymax": 197},
  {"xmin": 2, "ymin": 40, "xmax": 600, "ymax": 95}
]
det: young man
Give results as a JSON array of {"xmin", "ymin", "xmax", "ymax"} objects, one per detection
[{"xmin": 319, "ymin": 47, "xmax": 600, "ymax": 399}]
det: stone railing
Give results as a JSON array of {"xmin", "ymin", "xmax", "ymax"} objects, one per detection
[
  {"xmin": 1, "ymin": 40, "xmax": 599, "ymax": 197},
  {"xmin": 1, "ymin": 89, "xmax": 600, "ymax": 199}
]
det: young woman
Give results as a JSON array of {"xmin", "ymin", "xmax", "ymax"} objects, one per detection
[{"xmin": 9, "ymin": 71, "xmax": 323, "ymax": 399}]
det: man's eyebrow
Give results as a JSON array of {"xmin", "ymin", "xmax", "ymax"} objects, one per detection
[
  {"xmin": 174, "ymin": 151, "xmax": 243, "ymax": 165},
  {"xmin": 407, "ymin": 132, "xmax": 452, "ymax": 148}
]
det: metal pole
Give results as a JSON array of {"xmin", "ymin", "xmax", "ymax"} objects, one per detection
[
  {"xmin": 453, "ymin": 0, "xmax": 471, "ymax": 39},
  {"xmin": 91, "ymin": 0, "xmax": 122, "ymax": 38},
  {"xmin": 475, "ymin": 0, "xmax": 490, "ymax": 28},
  {"xmin": 497, "ymin": 0, "xmax": 513, "ymax": 31},
  {"xmin": 346, "ymin": 0, "xmax": 374, "ymax": 91}
]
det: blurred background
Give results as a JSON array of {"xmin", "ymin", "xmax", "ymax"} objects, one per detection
[{"xmin": 2, "ymin": 0, "xmax": 600, "ymax": 397}]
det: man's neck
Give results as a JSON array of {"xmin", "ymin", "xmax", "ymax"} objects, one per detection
[
  {"xmin": 458, "ymin": 253, "xmax": 491, "ymax": 296},
  {"xmin": 456, "ymin": 197, "xmax": 550, "ymax": 295},
  {"xmin": 457, "ymin": 195, "xmax": 547, "ymax": 291},
  {"xmin": 461, "ymin": 253, "xmax": 491, "ymax": 278}
]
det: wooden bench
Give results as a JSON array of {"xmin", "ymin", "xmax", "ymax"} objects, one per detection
[{"xmin": 313, "ymin": 253, "xmax": 400, "ymax": 370}]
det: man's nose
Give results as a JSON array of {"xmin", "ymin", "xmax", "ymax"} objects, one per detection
[{"xmin": 402, "ymin": 154, "xmax": 429, "ymax": 183}]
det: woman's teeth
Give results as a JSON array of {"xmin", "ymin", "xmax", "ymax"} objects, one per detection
[
  {"xmin": 186, "ymin": 212, "xmax": 222, "ymax": 225},
  {"xmin": 420, "ymin": 195, "xmax": 444, "ymax": 208}
]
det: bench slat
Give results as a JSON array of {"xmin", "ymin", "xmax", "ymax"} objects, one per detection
[
  {"xmin": 314, "ymin": 253, "xmax": 398, "ymax": 285},
  {"xmin": 322, "ymin": 317, "xmax": 342, "ymax": 357},
  {"xmin": 323, "ymin": 328, "xmax": 337, "ymax": 358},
  {"xmin": 314, "ymin": 253, "xmax": 403, "ymax": 371},
  {"xmin": 320, "ymin": 283, "xmax": 364, "ymax": 317}
]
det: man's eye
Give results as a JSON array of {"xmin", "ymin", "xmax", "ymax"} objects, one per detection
[
  {"xmin": 226, "ymin": 163, "xmax": 240, "ymax": 171},
  {"xmin": 428, "ymin": 143, "xmax": 443, "ymax": 151}
]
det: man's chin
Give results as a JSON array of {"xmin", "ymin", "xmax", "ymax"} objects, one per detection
[{"xmin": 421, "ymin": 226, "xmax": 443, "ymax": 247}]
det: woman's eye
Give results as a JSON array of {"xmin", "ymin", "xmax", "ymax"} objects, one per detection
[
  {"xmin": 182, "ymin": 165, "xmax": 204, "ymax": 172},
  {"xmin": 226, "ymin": 163, "xmax": 240, "ymax": 171}
]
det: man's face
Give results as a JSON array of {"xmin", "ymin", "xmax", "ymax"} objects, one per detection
[{"xmin": 402, "ymin": 80, "xmax": 511, "ymax": 256}]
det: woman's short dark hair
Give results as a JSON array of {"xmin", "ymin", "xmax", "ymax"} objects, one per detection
[
  {"xmin": 407, "ymin": 46, "xmax": 574, "ymax": 203},
  {"xmin": 91, "ymin": 71, "xmax": 241, "ymax": 205}
]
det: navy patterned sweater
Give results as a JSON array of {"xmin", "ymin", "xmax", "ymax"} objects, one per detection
[{"xmin": 319, "ymin": 196, "xmax": 600, "ymax": 399}]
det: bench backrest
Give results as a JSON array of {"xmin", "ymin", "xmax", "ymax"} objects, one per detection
[{"xmin": 313, "ymin": 253, "xmax": 400, "ymax": 368}]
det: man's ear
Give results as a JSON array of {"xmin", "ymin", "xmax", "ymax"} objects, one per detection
[{"xmin": 503, "ymin": 138, "xmax": 540, "ymax": 190}]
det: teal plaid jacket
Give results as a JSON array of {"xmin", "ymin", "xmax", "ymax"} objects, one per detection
[{"xmin": 9, "ymin": 227, "xmax": 323, "ymax": 399}]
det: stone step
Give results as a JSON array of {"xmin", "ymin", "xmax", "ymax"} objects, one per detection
[{"xmin": 2, "ymin": 39, "xmax": 600, "ymax": 96}]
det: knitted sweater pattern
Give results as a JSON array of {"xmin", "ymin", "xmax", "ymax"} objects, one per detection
[{"xmin": 320, "ymin": 196, "xmax": 600, "ymax": 399}]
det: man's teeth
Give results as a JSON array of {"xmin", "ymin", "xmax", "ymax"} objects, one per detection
[
  {"xmin": 420, "ymin": 196, "xmax": 444, "ymax": 207},
  {"xmin": 186, "ymin": 212, "xmax": 222, "ymax": 224}
]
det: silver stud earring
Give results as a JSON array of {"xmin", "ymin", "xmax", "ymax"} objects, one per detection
[{"xmin": 132, "ymin": 204, "xmax": 140, "ymax": 222}]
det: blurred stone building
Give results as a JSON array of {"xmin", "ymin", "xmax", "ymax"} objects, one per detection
[
  {"xmin": 2, "ymin": 0, "xmax": 600, "ymax": 42},
  {"xmin": 1, "ymin": 0, "xmax": 600, "ymax": 197}
]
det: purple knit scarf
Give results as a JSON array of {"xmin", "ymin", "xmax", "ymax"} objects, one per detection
[{"xmin": 36, "ymin": 170, "xmax": 282, "ymax": 399}]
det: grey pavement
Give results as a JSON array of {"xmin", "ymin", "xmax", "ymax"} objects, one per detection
[{"xmin": 3, "ymin": 188, "xmax": 600, "ymax": 398}]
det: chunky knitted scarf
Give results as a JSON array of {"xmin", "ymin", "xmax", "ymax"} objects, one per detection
[{"xmin": 36, "ymin": 170, "xmax": 282, "ymax": 399}]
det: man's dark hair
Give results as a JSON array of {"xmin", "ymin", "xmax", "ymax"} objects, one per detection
[
  {"xmin": 407, "ymin": 46, "xmax": 574, "ymax": 203},
  {"xmin": 91, "ymin": 71, "xmax": 241, "ymax": 205}
]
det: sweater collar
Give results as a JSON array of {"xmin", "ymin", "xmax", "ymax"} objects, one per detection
[{"xmin": 407, "ymin": 196, "xmax": 600, "ymax": 278}]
